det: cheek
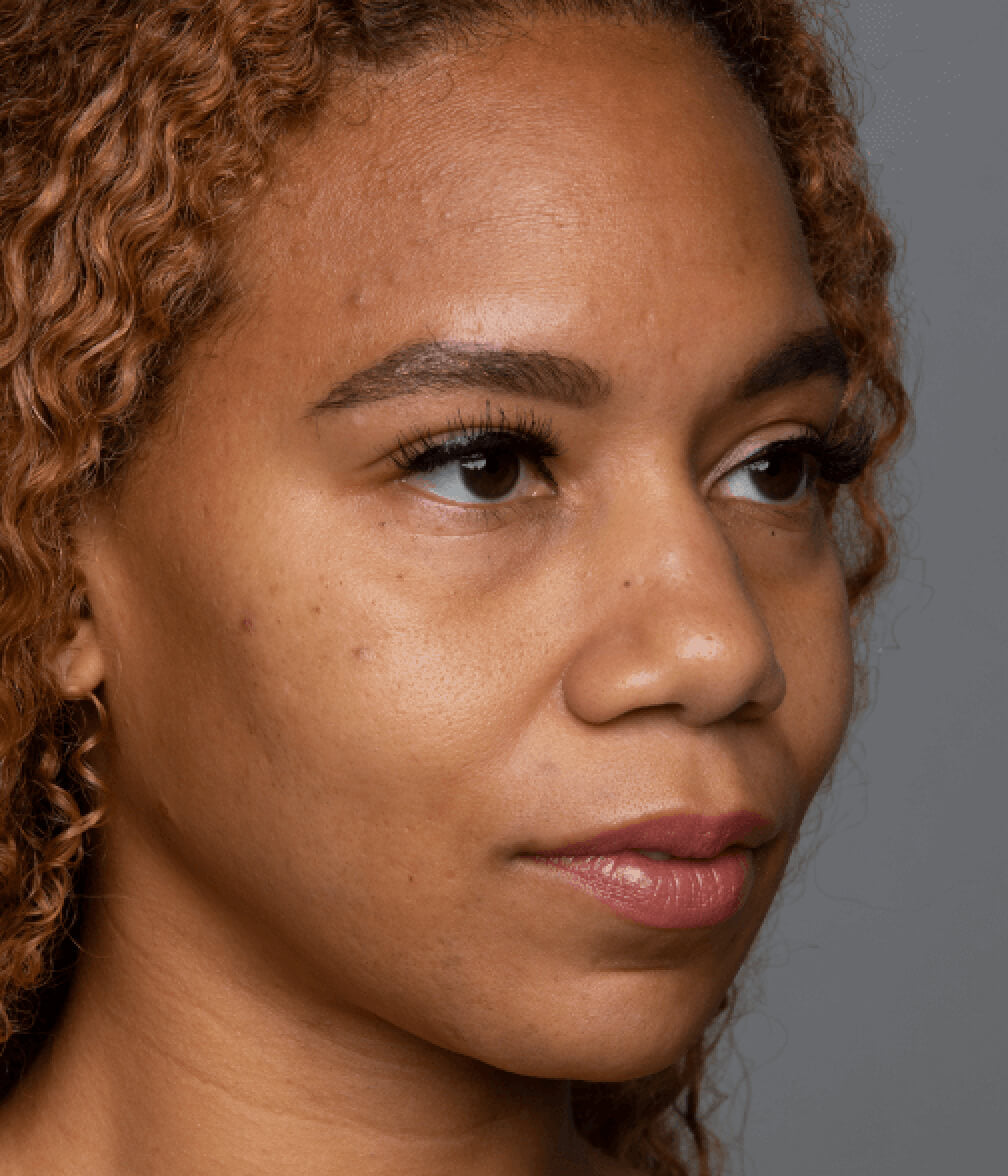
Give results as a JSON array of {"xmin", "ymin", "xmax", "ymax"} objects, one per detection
[
  {"xmin": 730, "ymin": 508, "xmax": 856, "ymax": 785},
  {"xmin": 96, "ymin": 491, "xmax": 522, "ymax": 863},
  {"xmin": 786, "ymin": 597, "xmax": 854, "ymax": 803}
]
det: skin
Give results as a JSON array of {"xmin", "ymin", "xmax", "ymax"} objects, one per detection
[{"xmin": 0, "ymin": 15, "xmax": 855, "ymax": 1176}]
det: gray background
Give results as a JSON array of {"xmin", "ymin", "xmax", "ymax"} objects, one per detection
[{"xmin": 709, "ymin": 1, "xmax": 1007, "ymax": 1172}]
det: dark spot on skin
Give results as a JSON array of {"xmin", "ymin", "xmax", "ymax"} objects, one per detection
[
  {"xmin": 311, "ymin": 605, "xmax": 322, "ymax": 615},
  {"xmin": 240, "ymin": 616, "xmax": 255, "ymax": 633},
  {"xmin": 396, "ymin": 573, "xmax": 405, "ymax": 582},
  {"xmin": 352, "ymin": 646, "xmax": 374, "ymax": 662},
  {"xmin": 623, "ymin": 579, "xmax": 633, "ymax": 588}
]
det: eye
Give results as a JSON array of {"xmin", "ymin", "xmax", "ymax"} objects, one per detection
[
  {"xmin": 390, "ymin": 416, "xmax": 560, "ymax": 506},
  {"xmin": 715, "ymin": 424, "xmax": 874, "ymax": 507},
  {"xmin": 715, "ymin": 438, "xmax": 822, "ymax": 506},
  {"xmin": 403, "ymin": 435, "xmax": 546, "ymax": 504}
]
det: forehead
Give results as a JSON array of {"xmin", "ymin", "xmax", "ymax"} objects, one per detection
[{"xmin": 225, "ymin": 15, "xmax": 820, "ymax": 399}]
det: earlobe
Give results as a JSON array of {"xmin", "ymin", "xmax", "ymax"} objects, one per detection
[{"xmin": 52, "ymin": 617, "xmax": 106, "ymax": 699}]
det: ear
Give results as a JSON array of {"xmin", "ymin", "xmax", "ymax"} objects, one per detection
[{"xmin": 51, "ymin": 616, "xmax": 106, "ymax": 699}]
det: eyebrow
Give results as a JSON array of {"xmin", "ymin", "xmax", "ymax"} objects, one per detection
[
  {"xmin": 308, "ymin": 328, "xmax": 850, "ymax": 416},
  {"xmin": 310, "ymin": 340, "xmax": 611, "ymax": 414},
  {"xmin": 739, "ymin": 327, "xmax": 850, "ymax": 402}
]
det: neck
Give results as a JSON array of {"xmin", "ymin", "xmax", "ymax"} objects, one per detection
[{"xmin": 0, "ymin": 839, "xmax": 610, "ymax": 1176}]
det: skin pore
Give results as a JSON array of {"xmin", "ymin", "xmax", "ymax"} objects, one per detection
[{"xmin": 0, "ymin": 15, "xmax": 856, "ymax": 1176}]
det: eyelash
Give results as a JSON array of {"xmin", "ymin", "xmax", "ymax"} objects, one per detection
[
  {"xmin": 740, "ymin": 420, "xmax": 875, "ymax": 489},
  {"xmin": 390, "ymin": 406, "xmax": 562, "ymax": 485},
  {"xmin": 388, "ymin": 407, "xmax": 873, "ymax": 500}
]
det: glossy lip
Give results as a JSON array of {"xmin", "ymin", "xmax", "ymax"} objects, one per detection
[
  {"xmin": 522, "ymin": 811, "xmax": 776, "ymax": 930},
  {"xmin": 534, "ymin": 809, "xmax": 776, "ymax": 861}
]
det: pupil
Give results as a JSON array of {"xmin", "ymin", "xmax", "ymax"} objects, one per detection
[
  {"xmin": 460, "ymin": 449, "xmax": 521, "ymax": 499},
  {"xmin": 752, "ymin": 452, "xmax": 808, "ymax": 501}
]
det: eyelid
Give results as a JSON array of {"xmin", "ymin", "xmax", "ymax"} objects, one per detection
[
  {"xmin": 390, "ymin": 415, "xmax": 562, "ymax": 509},
  {"xmin": 390, "ymin": 406, "xmax": 560, "ymax": 466},
  {"xmin": 702, "ymin": 427, "xmax": 819, "ymax": 491},
  {"xmin": 395, "ymin": 428, "xmax": 557, "ymax": 476}
]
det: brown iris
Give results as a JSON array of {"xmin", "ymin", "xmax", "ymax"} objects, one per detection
[
  {"xmin": 458, "ymin": 449, "xmax": 523, "ymax": 500},
  {"xmin": 748, "ymin": 449, "xmax": 815, "ymax": 502}
]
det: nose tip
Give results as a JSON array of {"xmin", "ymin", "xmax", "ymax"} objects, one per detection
[
  {"xmin": 561, "ymin": 551, "xmax": 787, "ymax": 729},
  {"xmin": 671, "ymin": 628, "xmax": 787, "ymax": 724}
]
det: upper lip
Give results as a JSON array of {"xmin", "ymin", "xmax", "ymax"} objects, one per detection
[{"xmin": 533, "ymin": 810, "xmax": 776, "ymax": 861}]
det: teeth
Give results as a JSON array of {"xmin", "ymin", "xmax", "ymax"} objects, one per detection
[{"xmin": 637, "ymin": 850, "xmax": 674, "ymax": 862}]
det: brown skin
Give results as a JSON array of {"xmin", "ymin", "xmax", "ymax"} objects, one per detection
[{"xmin": 0, "ymin": 17, "xmax": 854, "ymax": 1176}]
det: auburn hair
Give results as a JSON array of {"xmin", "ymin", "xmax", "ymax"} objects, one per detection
[{"xmin": 0, "ymin": 2, "xmax": 909, "ymax": 1171}]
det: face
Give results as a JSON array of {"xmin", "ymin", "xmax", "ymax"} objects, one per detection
[{"xmin": 78, "ymin": 17, "xmax": 854, "ymax": 1082}]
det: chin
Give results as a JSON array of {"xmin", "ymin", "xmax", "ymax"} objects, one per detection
[
  {"xmin": 468, "ymin": 974, "xmax": 730, "ymax": 1085},
  {"xmin": 491, "ymin": 1030, "xmax": 706, "ymax": 1085}
]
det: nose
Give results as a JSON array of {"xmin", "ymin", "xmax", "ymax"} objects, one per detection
[{"xmin": 561, "ymin": 491, "xmax": 787, "ymax": 728}]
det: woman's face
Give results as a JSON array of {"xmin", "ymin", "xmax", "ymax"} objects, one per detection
[{"xmin": 79, "ymin": 17, "xmax": 854, "ymax": 1081}]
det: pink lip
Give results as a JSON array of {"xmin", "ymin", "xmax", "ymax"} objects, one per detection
[
  {"xmin": 527, "ymin": 811, "xmax": 774, "ymax": 930},
  {"xmin": 542, "ymin": 810, "xmax": 774, "ymax": 860}
]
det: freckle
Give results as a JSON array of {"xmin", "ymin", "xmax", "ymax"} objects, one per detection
[
  {"xmin": 311, "ymin": 605, "xmax": 322, "ymax": 615},
  {"xmin": 396, "ymin": 573, "xmax": 405, "ymax": 581},
  {"xmin": 378, "ymin": 520, "xmax": 387, "ymax": 528},
  {"xmin": 623, "ymin": 579, "xmax": 632, "ymax": 588},
  {"xmin": 240, "ymin": 616, "xmax": 255, "ymax": 633},
  {"xmin": 352, "ymin": 645, "xmax": 375, "ymax": 662}
]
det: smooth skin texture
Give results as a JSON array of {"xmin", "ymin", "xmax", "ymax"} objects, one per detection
[{"xmin": 1, "ymin": 16, "xmax": 855, "ymax": 1176}]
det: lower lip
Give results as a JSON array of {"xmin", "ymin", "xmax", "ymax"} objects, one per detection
[{"xmin": 531, "ymin": 849, "xmax": 753, "ymax": 929}]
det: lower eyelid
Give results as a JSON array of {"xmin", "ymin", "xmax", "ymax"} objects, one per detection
[{"xmin": 390, "ymin": 487, "xmax": 545, "ymax": 535}]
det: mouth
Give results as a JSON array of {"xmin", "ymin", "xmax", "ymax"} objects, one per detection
[
  {"xmin": 522, "ymin": 810, "xmax": 776, "ymax": 930},
  {"xmin": 535, "ymin": 809, "xmax": 776, "ymax": 860}
]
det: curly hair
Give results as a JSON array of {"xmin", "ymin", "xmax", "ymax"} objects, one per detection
[{"xmin": 0, "ymin": 1, "xmax": 909, "ymax": 1171}]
